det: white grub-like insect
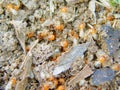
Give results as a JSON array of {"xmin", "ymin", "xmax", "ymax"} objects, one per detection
[{"xmin": 53, "ymin": 42, "xmax": 90, "ymax": 76}]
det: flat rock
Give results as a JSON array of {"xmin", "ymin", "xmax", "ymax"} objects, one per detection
[{"xmin": 92, "ymin": 68, "xmax": 115, "ymax": 86}]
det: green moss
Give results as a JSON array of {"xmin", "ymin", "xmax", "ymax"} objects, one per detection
[{"xmin": 109, "ymin": 0, "xmax": 120, "ymax": 7}]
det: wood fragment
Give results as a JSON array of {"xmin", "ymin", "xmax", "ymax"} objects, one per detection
[{"xmin": 68, "ymin": 65, "xmax": 93, "ymax": 85}]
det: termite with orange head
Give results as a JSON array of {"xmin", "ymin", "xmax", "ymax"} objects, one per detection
[
  {"xmin": 94, "ymin": 56, "xmax": 107, "ymax": 67},
  {"xmin": 6, "ymin": 4, "xmax": 20, "ymax": 15},
  {"xmin": 78, "ymin": 22, "xmax": 85, "ymax": 38},
  {"xmin": 87, "ymin": 24, "xmax": 97, "ymax": 39}
]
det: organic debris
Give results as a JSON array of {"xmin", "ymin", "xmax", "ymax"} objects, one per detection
[
  {"xmin": 10, "ymin": 20, "xmax": 27, "ymax": 54},
  {"xmin": 68, "ymin": 65, "xmax": 93, "ymax": 86},
  {"xmin": 5, "ymin": 39, "xmax": 38, "ymax": 90},
  {"xmin": 53, "ymin": 42, "xmax": 89, "ymax": 76},
  {"xmin": 89, "ymin": 0, "xmax": 96, "ymax": 24},
  {"xmin": 0, "ymin": 0, "xmax": 120, "ymax": 90},
  {"xmin": 96, "ymin": 0, "xmax": 112, "ymax": 9}
]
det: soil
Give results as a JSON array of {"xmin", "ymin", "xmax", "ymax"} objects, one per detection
[{"xmin": 0, "ymin": 0, "xmax": 120, "ymax": 90}]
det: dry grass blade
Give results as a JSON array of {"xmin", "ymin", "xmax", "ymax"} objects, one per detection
[
  {"xmin": 15, "ymin": 28, "xmax": 26, "ymax": 53},
  {"xmin": 68, "ymin": 65, "xmax": 93, "ymax": 85},
  {"xmin": 95, "ymin": 0, "xmax": 112, "ymax": 9},
  {"xmin": 9, "ymin": 20, "xmax": 27, "ymax": 54},
  {"xmin": 20, "ymin": 39, "xmax": 39, "ymax": 69},
  {"xmin": 89, "ymin": 0, "xmax": 96, "ymax": 24},
  {"xmin": 50, "ymin": 0, "xmax": 54, "ymax": 17},
  {"xmin": 15, "ymin": 53, "xmax": 32, "ymax": 90},
  {"xmin": 15, "ymin": 39, "xmax": 38, "ymax": 90},
  {"xmin": 15, "ymin": 78, "xmax": 28, "ymax": 90}
]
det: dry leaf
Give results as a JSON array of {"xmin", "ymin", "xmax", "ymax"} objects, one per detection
[{"xmin": 53, "ymin": 42, "xmax": 90, "ymax": 76}]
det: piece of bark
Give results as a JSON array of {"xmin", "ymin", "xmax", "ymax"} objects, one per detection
[{"xmin": 68, "ymin": 65, "xmax": 93, "ymax": 85}]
